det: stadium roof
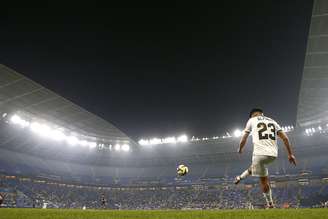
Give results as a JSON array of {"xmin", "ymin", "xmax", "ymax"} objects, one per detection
[
  {"xmin": 297, "ymin": 0, "xmax": 328, "ymax": 127},
  {"xmin": 0, "ymin": 64, "xmax": 134, "ymax": 144}
]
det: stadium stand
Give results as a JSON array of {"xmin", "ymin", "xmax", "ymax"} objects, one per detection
[{"xmin": 0, "ymin": 175, "xmax": 327, "ymax": 209}]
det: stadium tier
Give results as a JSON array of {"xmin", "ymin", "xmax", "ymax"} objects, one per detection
[{"xmin": 0, "ymin": 172, "xmax": 328, "ymax": 209}]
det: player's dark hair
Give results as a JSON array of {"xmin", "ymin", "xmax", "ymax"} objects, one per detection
[{"xmin": 249, "ymin": 108, "xmax": 263, "ymax": 118}]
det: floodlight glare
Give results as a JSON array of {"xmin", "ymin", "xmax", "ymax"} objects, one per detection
[
  {"xmin": 50, "ymin": 129, "xmax": 66, "ymax": 141},
  {"xmin": 163, "ymin": 137, "xmax": 176, "ymax": 144},
  {"xmin": 66, "ymin": 135, "xmax": 79, "ymax": 146},
  {"xmin": 149, "ymin": 138, "xmax": 161, "ymax": 145},
  {"xmin": 10, "ymin": 114, "xmax": 30, "ymax": 128},
  {"xmin": 7, "ymin": 113, "xmax": 104, "ymax": 150},
  {"xmin": 121, "ymin": 144, "xmax": 130, "ymax": 152},
  {"xmin": 88, "ymin": 141, "xmax": 97, "ymax": 149},
  {"xmin": 138, "ymin": 139, "xmax": 149, "ymax": 146},
  {"xmin": 234, "ymin": 129, "xmax": 242, "ymax": 138},
  {"xmin": 30, "ymin": 123, "xmax": 53, "ymax": 138},
  {"xmin": 114, "ymin": 144, "xmax": 121, "ymax": 151},
  {"xmin": 38, "ymin": 124, "xmax": 52, "ymax": 137},
  {"xmin": 79, "ymin": 140, "xmax": 88, "ymax": 147},
  {"xmin": 10, "ymin": 114, "xmax": 21, "ymax": 124},
  {"xmin": 177, "ymin": 135, "xmax": 188, "ymax": 143}
]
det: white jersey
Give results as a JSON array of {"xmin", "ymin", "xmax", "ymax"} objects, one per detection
[{"xmin": 244, "ymin": 116, "xmax": 282, "ymax": 157}]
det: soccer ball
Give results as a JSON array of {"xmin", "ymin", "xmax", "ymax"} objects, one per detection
[{"xmin": 177, "ymin": 164, "xmax": 189, "ymax": 176}]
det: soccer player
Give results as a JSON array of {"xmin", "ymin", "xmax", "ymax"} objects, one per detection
[
  {"xmin": 234, "ymin": 108, "xmax": 296, "ymax": 208},
  {"xmin": 100, "ymin": 193, "xmax": 106, "ymax": 209},
  {"xmin": 0, "ymin": 193, "xmax": 3, "ymax": 207}
]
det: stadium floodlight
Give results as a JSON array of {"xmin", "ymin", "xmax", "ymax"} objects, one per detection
[
  {"xmin": 38, "ymin": 124, "xmax": 52, "ymax": 138},
  {"xmin": 30, "ymin": 122, "xmax": 52, "ymax": 138},
  {"xmin": 121, "ymin": 144, "xmax": 130, "ymax": 152},
  {"xmin": 114, "ymin": 144, "xmax": 121, "ymax": 151},
  {"xmin": 88, "ymin": 141, "xmax": 97, "ymax": 149},
  {"xmin": 7, "ymin": 113, "xmax": 104, "ymax": 150},
  {"xmin": 30, "ymin": 122, "xmax": 40, "ymax": 133},
  {"xmin": 79, "ymin": 140, "xmax": 88, "ymax": 147},
  {"xmin": 149, "ymin": 138, "xmax": 162, "ymax": 145},
  {"xmin": 163, "ymin": 137, "xmax": 176, "ymax": 144},
  {"xmin": 138, "ymin": 139, "xmax": 150, "ymax": 146},
  {"xmin": 10, "ymin": 114, "xmax": 21, "ymax": 124},
  {"xmin": 177, "ymin": 135, "xmax": 188, "ymax": 143},
  {"xmin": 66, "ymin": 135, "xmax": 79, "ymax": 146},
  {"xmin": 19, "ymin": 120, "xmax": 30, "ymax": 128},
  {"xmin": 98, "ymin": 143, "xmax": 105, "ymax": 149},
  {"xmin": 233, "ymin": 129, "xmax": 242, "ymax": 138},
  {"xmin": 10, "ymin": 114, "xmax": 30, "ymax": 128},
  {"xmin": 49, "ymin": 129, "xmax": 66, "ymax": 141}
]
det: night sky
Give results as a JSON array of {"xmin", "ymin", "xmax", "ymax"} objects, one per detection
[{"xmin": 0, "ymin": 1, "xmax": 313, "ymax": 139}]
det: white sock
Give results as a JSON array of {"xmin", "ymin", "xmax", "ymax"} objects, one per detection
[
  {"xmin": 240, "ymin": 169, "xmax": 251, "ymax": 179},
  {"xmin": 263, "ymin": 189, "xmax": 273, "ymax": 205}
]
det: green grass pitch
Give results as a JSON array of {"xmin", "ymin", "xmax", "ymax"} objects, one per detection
[{"xmin": 0, "ymin": 208, "xmax": 328, "ymax": 219}]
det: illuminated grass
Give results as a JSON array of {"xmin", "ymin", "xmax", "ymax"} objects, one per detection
[{"xmin": 0, "ymin": 208, "xmax": 327, "ymax": 219}]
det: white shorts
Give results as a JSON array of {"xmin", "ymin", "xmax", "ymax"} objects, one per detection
[{"xmin": 251, "ymin": 155, "xmax": 276, "ymax": 177}]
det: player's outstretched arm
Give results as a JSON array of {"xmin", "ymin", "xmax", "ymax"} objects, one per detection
[
  {"xmin": 238, "ymin": 132, "xmax": 249, "ymax": 153},
  {"xmin": 277, "ymin": 131, "xmax": 296, "ymax": 165}
]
